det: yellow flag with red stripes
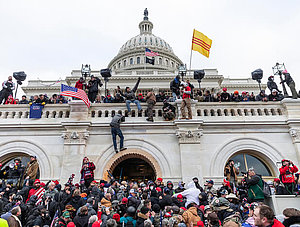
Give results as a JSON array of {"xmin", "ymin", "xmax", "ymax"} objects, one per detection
[{"xmin": 192, "ymin": 29, "xmax": 212, "ymax": 58}]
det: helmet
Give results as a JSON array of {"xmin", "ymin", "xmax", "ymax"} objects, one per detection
[{"xmin": 126, "ymin": 206, "xmax": 136, "ymax": 216}]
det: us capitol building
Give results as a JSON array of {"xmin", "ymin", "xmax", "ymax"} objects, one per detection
[{"xmin": 1, "ymin": 10, "xmax": 300, "ymax": 192}]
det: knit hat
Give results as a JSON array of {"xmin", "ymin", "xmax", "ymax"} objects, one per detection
[
  {"xmin": 67, "ymin": 222, "xmax": 75, "ymax": 227},
  {"xmin": 177, "ymin": 194, "xmax": 183, "ymax": 199},
  {"xmin": 197, "ymin": 221, "xmax": 204, "ymax": 227},
  {"xmin": 223, "ymin": 88, "xmax": 227, "ymax": 92},
  {"xmin": 34, "ymin": 179, "xmax": 40, "ymax": 184},
  {"xmin": 157, "ymin": 178, "xmax": 163, "ymax": 182},
  {"xmin": 234, "ymin": 90, "xmax": 239, "ymax": 95},
  {"xmin": 274, "ymin": 178, "xmax": 280, "ymax": 183},
  {"xmin": 113, "ymin": 213, "xmax": 121, "ymax": 222},
  {"xmin": 121, "ymin": 197, "xmax": 128, "ymax": 204}
]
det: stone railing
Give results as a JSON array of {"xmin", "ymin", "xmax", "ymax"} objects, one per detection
[{"xmin": 0, "ymin": 100, "xmax": 292, "ymax": 121}]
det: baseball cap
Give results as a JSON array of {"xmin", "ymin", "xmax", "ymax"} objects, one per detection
[
  {"xmin": 62, "ymin": 211, "xmax": 71, "ymax": 218},
  {"xmin": 206, "ymin": 180, "xmax": 214, "ymax": 185}
]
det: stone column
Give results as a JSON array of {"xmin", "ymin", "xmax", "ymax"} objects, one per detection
[
  {"xmin": 175, "ymin": 120, "xmax": 203, "ymax": 184},
  {"xmin": 60, "ymin": 100, "xmax": 91, "ymax": 183}
]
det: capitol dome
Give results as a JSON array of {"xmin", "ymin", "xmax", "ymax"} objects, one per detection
[{"xmin": 108, "ymin": 9, "xmax": 183, "ymax": 71}]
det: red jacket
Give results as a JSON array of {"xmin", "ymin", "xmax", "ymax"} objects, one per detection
[
  {"xmin": 279, "ymin": 165, "xmax": 298, "ymax": 183},
  {"xmin": 271, "ymin": 219, "xmax": 284, "ymax": 227},
  {"xmin": 75, "ymin": 80, "xmax": 84, "ymax": 90},
  {"xmin": 182, "ymin": 86, "xmax": 191, "ymax": 99},
  {"xmin": 80, "ymin": 162, "xmax": 96, "ymax": 179}
]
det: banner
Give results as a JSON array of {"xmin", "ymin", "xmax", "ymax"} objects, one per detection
[{"xmin": 29, "ymin": 103, "xmax": 44, "ymax": 119}]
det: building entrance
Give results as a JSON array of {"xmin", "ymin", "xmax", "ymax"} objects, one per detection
[{"xmin": 112, "ymin": 158, "xmax": 156, "ymax": 182}]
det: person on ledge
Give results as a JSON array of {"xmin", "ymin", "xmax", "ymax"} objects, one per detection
[
  {"xmin": 117, "ymin": 77, "xmax": 142, "ymax": 114},
  {"xmin": 80, "ymin": 157, "xmax": 96, "ymax": 189},
  {"xmin": 279, "ymin": 159, "xmax": 298, "ymax": 194},
  {"xmin": 87, "ymin": 75, "xmax": 102, "ymax": 103},
  {"xmin": 110, "ymin": 113, "xmax": 127, "ymax": 153},
  {"xmin": 145, "ymin": 91, "xmax": 156, "ymax": 122},
  {"xmin": 180, "ymin": 82, "xmax": 192, "ymax": 120}
]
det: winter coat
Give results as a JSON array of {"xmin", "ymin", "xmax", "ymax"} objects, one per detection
[
  {"xmin": 279, "ymin": 165, "xmax": 298, "ymax": 184},
  {"xmin": 100, "ymin": 197, "xmax": 111, "ymax": 208},
  {"xmin": 75, "ymin": 80, "xmax": 85, "ymax": 90},
  {"xmin": 7, "ymin": 215, "xmax": 21, "ymax": 227},
  {"xmin": 282, "ymin": 216, "xmax": 300, "ymax": 227},
  {"xmin": 146, "ymin": 92, "xmax": 156, "ymax": 104},
  {"xmin": 282, "ymin": 73, "xmax": 294, "ymax": 86},
  {"xmin": 33, "ymin": 216, "xmax": 52, "ymax": 227},
  {"xmin": 224, "ymin": 164, "xmax": 239, "ymax": 182},
  {"xmin": 182, "ymin": 207, "xmax": 201, "ymax": 227},
  {"xmin": 159, "ymin": 195, "xmax": 174, "ymax": 209},
  {"xmin": 110, "ymin": 114, "xmax": 125, "ymax": 128},
  {"xmin": 67, "ymin": 195, "xmax": 86, "ymax": 212},
  {"xmin": 271, "ymin": 219, "xmax": 285, "ymax": 227},
  {"xmin": 170, "ymin": 78, "xmax": 181, "ymax": 95},
  {"xmin": 73, "ymin": 213, "xmax": 89, "ymax": 227},
  {"xmin": 245, "ymin": 175, "xmax": 264, "ymax": 201},
  {"xmin": 128, "ymin": 196, "xmax": 141, "ymax": 209},
  {"xmin": 119, "ymin": 78, "xmax": 141, "ymax": 101},
  {"xmin": 80, "ymin": 162, "xmax": 96, "ymax": 180},
  {"xmin": 174, "ymin": 181, "xmax": 201, "ymax": 207},
  {"xmin": 136, "ymin": 213, "xmax": 148, "ymax": 227},
  {"xmin": 120, "ymin": 216, "xmax": 136, "ymax": 227},
  {"xmin": 221, "ymin": 92, "xmax": 231, "ymax": 102},
  {"xmin": 24, "ymin": 160, "xmax": 39, "ymax": 180},
  {"xmin": 0, "ymin": 218, "xmax": 8, "ymax": 227},
  {"xmin": 87, "ymin": 77, "xmax": 102, "ymax": 93}
]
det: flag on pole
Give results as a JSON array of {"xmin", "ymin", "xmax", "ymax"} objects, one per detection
[
  {"xmin": 50, "ymin": 209, "xmax": 59, "ymax": 227},
  {"xmin": 145, "ymin": 48, "xmax": 159, "ymax": 57},
  {"xmin": 145, "ymin": 57, "xmax": 155, "ymax": 65},
  {"xmin": 192, "ymin": 29, "xmax": 212, "ymax": 58},
  {"xmin": 60, "ymin": 84, "xmax": 91, "ymax": 108}
]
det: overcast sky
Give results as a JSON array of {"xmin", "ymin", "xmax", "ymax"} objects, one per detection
[{"xmin": 0, "ymin": 0, "xmax": 300, "ymax": 95}]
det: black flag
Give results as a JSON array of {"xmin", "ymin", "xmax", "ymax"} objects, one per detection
[{"xmin": 146, "ymin": 57, "xmax": 155, "ymax": 65}]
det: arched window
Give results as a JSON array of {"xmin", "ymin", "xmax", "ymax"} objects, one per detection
[
  {"xmin": 118, "ymin": 63, "xmax": 121, "ymax": 68},
  {"xmin": 130, "ymin": 58, "xmax": 133, "ymax": 65},
  {"xmin": 137, "ymin": 57, "xmax": 140, "ymax": 64},
  {"xmin": 227, "ymin": 153, "xmax": 272, "ymax": 176},
  {"xmin": 123, "ymin": 60, "xmax": 126, "ymax": 67},
  {"xmin": 166, "ymin": 59, "xmax": 169, "ymax": 66},
  {"xmin": 159, "ymin": 58, "xmax": 162, "ymax": 65}
]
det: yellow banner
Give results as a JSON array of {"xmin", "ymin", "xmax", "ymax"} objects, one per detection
[{"xmin": 192, "ymin": 29, "xmax": 212, "ymax": 58}]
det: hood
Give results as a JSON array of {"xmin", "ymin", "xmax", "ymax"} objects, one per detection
[
  {"xmin": 178, "ymin": 181, "xmax": 184, "ymax": 189},
  {"xmin": 187, "ymin": 181, "xmax": 196, "ymax": 189},
  {"xmin": 188, "ymin": 207, "xmax": 198, "ymax": 216}
]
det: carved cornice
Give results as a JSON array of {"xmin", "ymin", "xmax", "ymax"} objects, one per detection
[
  {"xmin": 289, "ymin": 128, "xmax": 300, "ymax": 143},
  {"xmin": 176, "ymin": 129, "xmax": 203, "ymax": 144},
  {"xmin": 61, "ymin": 131, "xmax": 89, "ymax": 145}
]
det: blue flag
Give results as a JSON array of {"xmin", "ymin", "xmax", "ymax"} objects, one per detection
[{"xmin": 29, "ymin": 103, "xmax": 44, "ymax": 119}]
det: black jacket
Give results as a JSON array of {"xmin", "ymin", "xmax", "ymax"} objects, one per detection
[
  {"xmin": 119, "ymin": 78, "xmax": 141, "ymax": 101},
  {"xmin": 73, "ymin": 214, "xmax": 89, "ymax": 227},
  {"xmin": 170, "ymin": 78, "xmax": 181, "ymax": 95},
  {"xmin": 88, "ymin": 77, "xmax": 102, "ymax": 93},
  {"xmin": 159, "ymin": 195, "xmax": 174, "ymax": 209}
]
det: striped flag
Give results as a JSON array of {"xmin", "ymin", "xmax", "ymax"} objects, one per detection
[
  {"xmin": 50, "ymin": 209, "xmax": 59, "ymax": 227},
  {"xmin": 60, "ymin": 84, "xmax": 91, "ymax": 108},
  {"xmin": 192, "ymin": 29, "xmax": 212, "ymax": 58},
  {"xmin": 145, "ymin": 48, "xmax": 159, "ymax": 57},
  {"xmin": 35, "ymin": 187, "xmax": 46, "ymax": 205}
]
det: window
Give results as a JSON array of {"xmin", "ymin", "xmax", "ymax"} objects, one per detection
[
  {"xmin": 171, "ymin": 62, "xmax": 174, "ymax": 68},
  {"xmin": 137, "ymin": 57, "xmax": 140, "ymax": 64},
  {"xmin": 159, "ymin": 58, "xmax": 162, "ymax": 65},
  {"xmin": 130, "ymin": 58, "xmax": 133, "ymax": 65},
  {"xmin": 123, "ymin": 60, "xmax": 126, "ymax": 67},
  {"xmin": 118, "ymin": 63, "xmax": 121, "ymax": 68},
  {"xmin": 166, "ymin": 59, "xmax": 169, "ymax": 65},
  {"xmin": 227, "ymin": 153, "xmax": 272, "ymax": 176}
]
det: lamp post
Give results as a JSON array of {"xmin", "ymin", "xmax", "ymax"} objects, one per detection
[
  {"xmin": 193, "ymin": 70, "xmax": 205, "ymax": 91},
  {"xmin": 13, "ymin": 71, "xmax": 27, "ymax": 99},
  {"xmin": 251, "ymin": 69, "xmax": 263, "ymax": 93},
  {"xmin": 100, "ymin": 68, "xmax": 112, "ymax": 97},
  {"xmin": 178, "ymin": 64, "xmax": 187, "ymax": 81},
  {"xmin": 81, "ymin": 64, "xmax": 91, "ymax": 81},
  {"xmin": 272, "ymin": 63, "xmax": 289, "ymax": 97}
]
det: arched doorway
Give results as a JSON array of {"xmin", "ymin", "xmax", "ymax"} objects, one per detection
[
  {"xmin": 112, "ymin": 158, "xmax": 156, "ymax": 182},
  {"xmin": 102, "ymin": 149, "xmax": 163, "ymax": 182}
]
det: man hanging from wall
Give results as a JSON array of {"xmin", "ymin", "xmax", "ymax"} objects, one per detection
[
  {"xmin": 80, "ymin": 157, "xmax": 96, "ymax": 189},
  {"xmin": 110, "ymin": 113, "xmax": 127, "ymax": 153}
]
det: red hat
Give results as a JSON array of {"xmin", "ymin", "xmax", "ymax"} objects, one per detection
[
  {"xmin": 138, "ymin": 93, "xmax": 143, "ymax": 96},
  {"xmin": 157, "ymin": 178, "xmax": 163, "ymax": 182},
  {"xmin": 92, "ymin": 180, "xmax": 98, "ymax": 184},
  {"xmin": 100, "ymin": 183, "xmax": 105, "ymax": 187},
  {"xmin": 156, "ymin": 187, "xmax": 162, "ymax": 192},
  {"xmin": 282, "ymin": 159, "xmax": 288, "ymax": 163},
  {"xmin": 274, "ymin": 178, "xmax": 280, "ymax": 183},
  {"xmin": 234, "ymin": 90, "xmax": 239, "ymax": 95},
  {"xmin": 180, "ymin": 207, "xmax": 187, "ymax": 211},
  {"xmin": 222, "ymin": 88, "xmax": 227, "ymax": 92},
  {"xmin": 121, "ymin": 197, "xmax": 128, "ymax": 204},
  {"xmin": 40, "ymin": 182, "xmax": 46, "ymax": 187},
  {"xmin": 53, "ymin": 180, "xmax": 59, "ymax": 185},
  {"xmin": 200, "ymin": 205, "xmax": 205, "ymax": 211},
  {"xmin": 242, "ymin": 91, "xmax": 246, "ymax": 95},
  {"xmin": 75, "ymin": 183, "xmax": 80, "ymax": 188},
  {"xmin": 67, "ymin": 222, "xmax": 76, "ymax": 227},
  {"xmin": 196, "ymin": 221, "xmax": 204, "ymax": 227},
  {"xmin": 34, "ymin": 179, "xmax": 40, "ymax": 184},
  {"xmin": 92, "ymin": 220, "xmax": 102, "ymax": 227},
  {"xmin": 113, "ymin": 213, "xmax": 120, "ymax": 222},
  {"xmin": 177, "ymin": 194, "xmax": 183, "ymax": 199}
]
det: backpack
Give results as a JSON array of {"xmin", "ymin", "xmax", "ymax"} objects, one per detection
[{"xmin": 261, "ymin": 179, "xmax": 271, "ymax": 197}]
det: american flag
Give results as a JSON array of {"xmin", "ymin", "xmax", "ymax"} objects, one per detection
[
  {"xmin": 145, "ymin": 48, "xmax": 159, "ymax": 57},
  {"xmin": 60, "ymin": 84, "xmax": 91, "ymax": 108},
  {"xmin": 50, "ymin": 209, "xmax": 59, "ymax": 227}
]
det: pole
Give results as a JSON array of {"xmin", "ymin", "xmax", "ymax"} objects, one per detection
[
  {"xmin": 279, "ymin": 74, "xmax": 289, "ymax": 97},
  {"xmin": 14, "ymin": 83, "xmax": 19, "ymax": 99},
  {"xmin": 189, "ymin": 48, "xmax": 193, "ymax": 72}
]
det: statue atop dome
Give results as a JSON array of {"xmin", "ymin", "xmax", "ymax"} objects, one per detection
[{"xmin": 144, "ymin": 8, "xmax": 148, "ymax": 20}]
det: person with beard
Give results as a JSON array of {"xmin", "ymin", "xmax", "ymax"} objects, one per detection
[
  {"xmin": 22, "ymin": 155, "xmax": 39, "ymax": 183},
  {"xmin": 87, "ymin": 75, "xmax": 103, "ymax": 103},
  {"xmin": 0, "ymin": 76, "xmax": 15, "ymax": 104},
  {"xmin": 26, "ymin": 179, "xmax": 44, "ymax": 203},
  {"xmin": 253, "ymin": 205, "xmax": 284, "ymax": 227},
  {"xmin": 80, "ymin": 157, "xmax": 96, "ymax": 189}
]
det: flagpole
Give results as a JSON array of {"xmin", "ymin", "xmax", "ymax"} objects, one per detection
[{"xmin": 189, "ymin": 29, "xmax": 195, "ymax": 76}]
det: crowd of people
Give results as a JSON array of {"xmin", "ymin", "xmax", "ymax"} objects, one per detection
[{"xmin": 0, "ymin": 155, "xmax": 299, "ymax": 227}]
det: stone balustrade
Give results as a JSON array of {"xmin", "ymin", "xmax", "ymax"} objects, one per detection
[{"xmin": 0, "ymin": 101, "xmax": 289, "ymax": 120}]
